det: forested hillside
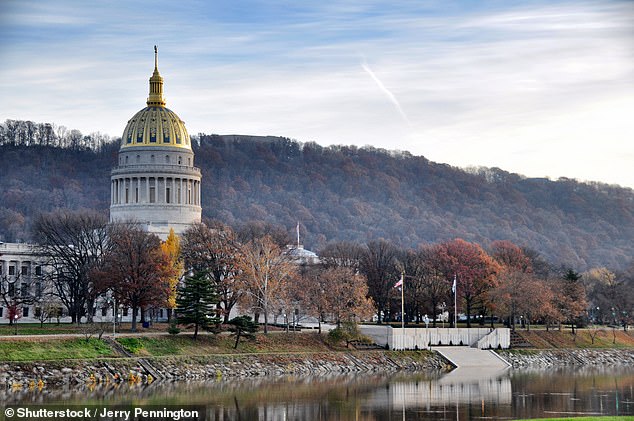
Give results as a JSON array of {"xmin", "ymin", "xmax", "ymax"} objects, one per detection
[{"xmin": 1, "ymin": 120, "xmax": 633, "ymax": 270}]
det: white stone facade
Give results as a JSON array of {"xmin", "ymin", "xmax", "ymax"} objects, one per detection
[{"xmin": 110, "ymin": 146, "xmax": 202, "ymax": 239}]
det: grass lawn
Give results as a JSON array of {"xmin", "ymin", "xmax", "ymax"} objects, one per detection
[
  {"xmin": 0, "ymin": 338, "xmax": 115, "ymax": 361},
  {"xmin": 116, "ymin": 332, "xmax": 339, "ymax": 356},
  {"xmin": 516, "ymin": 417, "xmax": 634, "ymax": 421},
  {"xmin": 0, "ymin": 322, "xmax": 169, "ymax": 336}
]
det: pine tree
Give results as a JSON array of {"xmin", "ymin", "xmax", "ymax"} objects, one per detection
[
  {"xmin": 228, "ymin": 315, "xmax": 259, "ymax": 349},
  {"xmin": 175, "ymin": 270, "xmax": 220, "ymax": 339}
]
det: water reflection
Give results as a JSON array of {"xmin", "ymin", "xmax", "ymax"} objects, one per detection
[{"xmin": 2, "ymin": 367, "xmax": 633, "ymax": 420}]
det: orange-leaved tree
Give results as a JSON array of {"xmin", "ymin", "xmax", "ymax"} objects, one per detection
[
  {"xmin": 434, "ymin": 238, "xmax": 500, "ymax": 327},
  {"xmin": 161, "ymin": 228, "xmax": 184, "ymax": 322}
]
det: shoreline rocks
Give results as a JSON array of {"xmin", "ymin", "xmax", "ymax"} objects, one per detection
[
  {"xmin": 0, "ymin": 351, "xmax": 448, "ymax": 389},
  {"xmin": 498, "ymin": 348, "xmax": 634, "ymax": 368}
]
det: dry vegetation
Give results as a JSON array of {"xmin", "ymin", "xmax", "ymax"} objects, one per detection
[{"xmin": 515, "ymin": 328, "xmax": 634, "ymax": 349}]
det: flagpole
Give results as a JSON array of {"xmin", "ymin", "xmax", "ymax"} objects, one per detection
[
  {"xmin": 401, "ymin": 273, "xmax": 405, "ymax": 332},
  {"xmin": 453, "ymin": 275, "xmax": 457, "ymax": 328}
]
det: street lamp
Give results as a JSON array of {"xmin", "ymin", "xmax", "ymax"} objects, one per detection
[{"xmin": 13, "ymin": 314, "xmax": 18, "ymax": 335}]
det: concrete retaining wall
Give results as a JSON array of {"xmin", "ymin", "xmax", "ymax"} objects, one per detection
[{"xmin": 360, "ymin": 325, "xmax": 510, "ymax": 350}]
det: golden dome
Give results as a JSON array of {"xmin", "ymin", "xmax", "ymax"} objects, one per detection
[{"xmin": 121, "ymin": 47, "xmax": 191, "ymax": 150}]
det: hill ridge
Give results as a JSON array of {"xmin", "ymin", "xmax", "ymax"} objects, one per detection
[{"xmin": 1, "ymin": 133, "xmax": 632, "ymax": 271}]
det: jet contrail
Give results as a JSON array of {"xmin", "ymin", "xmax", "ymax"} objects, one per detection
[{"xmin": 361, "ymin": 61, "xmax": 411, "ymax": 125}]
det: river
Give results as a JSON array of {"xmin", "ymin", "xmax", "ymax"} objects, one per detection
[{"xmin": 3, "ymin": 367, "xmax": 633, "ymax": 420}]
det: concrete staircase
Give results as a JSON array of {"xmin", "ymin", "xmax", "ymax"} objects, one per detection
[
  {"xmin": 510, "ymin": 330, "xmax": 534, "ymax": 348},
  {"xmin": 433, "ymin": 346, "xmax": 511, "ymax": 370}
]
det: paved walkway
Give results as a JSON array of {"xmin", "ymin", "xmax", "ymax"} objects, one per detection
[{"xmin": 432, "ymin": 346, "xmax": 511, "ymax": 369}]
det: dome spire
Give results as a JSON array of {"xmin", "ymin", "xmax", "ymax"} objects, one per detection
[{"xmin": 147, "ymin": 45, "xmax": 166, "ymax": 107}]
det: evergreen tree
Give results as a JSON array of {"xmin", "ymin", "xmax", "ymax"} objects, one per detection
[
  {"xmin": 228, "ymin": 315, "xmax": 259, "ymax": 349},
  {"xmin": 175, "ymin": 270, "xmax": 220, "ymax": 339}
]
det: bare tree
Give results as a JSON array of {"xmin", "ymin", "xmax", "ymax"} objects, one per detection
[
  {"xmin": 360, "ymin": 240, "xmax": 401, "ymax": 323},
  {"xmin": 237, "ymin": 235, "xmax": 296, "ymax": 334},
  {"xmin": 32, "ymin": 210, "xmax": 109, "ymax": 324},
  {"xmin": 181, "ymin": 221, "xmax": 243, "ymax": 323}
]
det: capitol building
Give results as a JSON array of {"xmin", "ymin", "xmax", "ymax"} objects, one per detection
[
  {"xmin": 110, "ymin": 47, "xmax": 202, "ymax": 238},
  {"xmin": 1, "ymin": 48, "xmax": 203, "ymax": 322}
]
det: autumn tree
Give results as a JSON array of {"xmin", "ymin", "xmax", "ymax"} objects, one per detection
[
  {"xmin": 237, "ymin": 235, "xmax": 296, "ymax": 334},
  {"xmin": 0, "ymin": 269, "xmax": 36, "ymax": 325},
  {"xmin": 181, "ymin": 221, "xmax": 242, "ymax": 323},
  {"xmin": 93, "ymin": 224, "xmax": 173, "ymax": 332},
  {"xmin": 434, "ymin": 239, "xmax": 500, "ymax": 327},
  {"xmin": 294, "ymin": 266, "xmax": 373, "ymax": 329},
  {"xmin": 236, "ymin": 221, "xmax": 291, "ymax": 247},
  {"xmin": 489, "ymin": 240, "xmax": 533, "ymax": 329},
  {"xmin": 176, "ymin": 270, "xmax": 220, "ymax": 339},
  {"xmin": 319, "ymin": 241, "xmax": 365, "ymax": 271},
  {"xmin": 584, "ymin": 266, "xmax": 632, "ymax": 329},
  {"xmin": 553, "ymin": 269, "xmax": 588, "ymax": 334},
  {"xmin": 32, "ymin": 210, "xmax": 109, "ymax": 323},
  {"xmin": 161, "ymin": 228, "xmax": 184, "ymax": 322},
  {"xmin": 360, "ymin": 240, "xmax": 401, "ymax": 323},
  {"xmin": 403, "ymin": 246, "xmax": 450, "ymax": 327}
]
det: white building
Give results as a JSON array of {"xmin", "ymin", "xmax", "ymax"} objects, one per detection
[{"xmin": 109, "ymin": 46, "xmax": 202, "ymax": 239}]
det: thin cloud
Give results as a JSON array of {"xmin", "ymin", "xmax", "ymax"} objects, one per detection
[{"xmin": 361, "ymin": 60, "xmax": 411, "ymax": 125}]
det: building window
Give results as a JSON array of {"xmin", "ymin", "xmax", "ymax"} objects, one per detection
[
  {"xmin": 178, "ymin": 156, "xmax": 182, "ymax": 165},
  {"xmin": 123, "ymin": 308, "xmax": 129, "ymax": 317},
  {"xmin": 9, "ymin": 266, "xmax": 15, "ymax": 276},
  {"xmin": 8, "ymin": 283, "xmax": 15, "ymax": 297},
  {"xmin": 135, "ymin": 187, "xmax": 139, "ymax": 203},
  {"xmin": 35, "ymin": 307, "xmax": 41, "ymax": 318},
  {"xmin": 0, "ymin": 308, "xmax": 3, "ymax": 317},
  {"xmin": 21, "ymin": 283, "xmax": 28, "ymax": 297},
  {"xmin": 35, "ymin": 266, "xmax": 42, "ymax": 276},
  {"xmin": 159, "ymin": 309, "xmax": 164, "ymax": 318},
  {"xmin": 125, "ymin": 188, "xmax": 129, "ymax": 203},
  {"xmin": 21, "ymin": 266, "xmax": 28, "ymax": 276},
  {"xmin": 23, "ymin": 307, "xmax": 29, "ymax": 317},
  {"xmin": 149, "ymin": 187, "xmax": 156, "ymax": 203},
  {"xmin": 166, "ymin": 187, "xmax": 171, "ymax": 204},
  {"xmin": 101, "ymin": 307, "xmax": 107, "ymax": 317},
  {"xmin": 36, "ymin": 283, "xmax": 42, "ymax": 297}
]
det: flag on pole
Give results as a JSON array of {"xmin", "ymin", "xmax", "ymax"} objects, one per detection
[
  {"xmin": 452, "ymin": 275, "xmax": 456, "ymax": 294},
  {"xmin": 394, "ymin": 274, "xmax": 404, "ymax": 288}
]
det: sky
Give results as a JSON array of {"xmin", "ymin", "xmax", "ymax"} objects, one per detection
[{"xmin": 1, "ymin": 0, "xmax": 633, "ymax": 187}]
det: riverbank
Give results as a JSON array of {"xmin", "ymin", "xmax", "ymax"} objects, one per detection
[
  {"xmin": 498, "ymin": 348, "xmax": 634, "ymax": 368},
  {"xmin": 0, "ymin": 350, "xmax": 450, "ymax": 389}
]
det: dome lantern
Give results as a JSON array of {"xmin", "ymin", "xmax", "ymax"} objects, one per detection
[
  {"xmin": 120, "ymin": 46, "xmax": 191, "ymax": 150},
  {"xmin": 147, "ymin": 46, "xmax": 166, "ymax": 107}
]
